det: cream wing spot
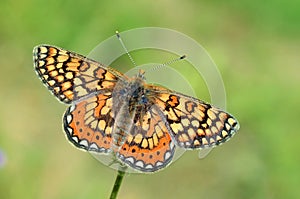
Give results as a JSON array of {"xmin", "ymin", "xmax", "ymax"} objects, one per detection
[
  {"xmin": 39, "ymin": 53, "xmax": 47, "ymax": 59},
  {"xmin": 216, "ymin": 135, "xmax": 222, "ymax": 141},
  {"xmin": 145, "ymin": 164, "xmax": 153, "ymax": 169},
  {"xmin": 202, "ymin": 123, "xmax": 208, "ymax": 128},
  {"xmin": 170, "ymin": 123, "xmax": 183, "ymax": 134},
  {"xmin": 74, "ymin": 77, "xmax": 83, "ymax": 85},
  {"xmin": 86, "ymin": 102, "xmax": 97, "ymax": 111},
  {"xmin": 141, "ymin": 139, "xmax": 148, "ymax": 148},
  {"xmin": 228, "ymin": 118, "xmax": 236, "ymax": 126},
  {"xmin": 207, "ymin": 109, "xmax": 216, "ymax": 120},
  {"xmin": 127, "ymin": 135, "xmax": 133, "ymax": 143},
  {"xmin": 65, "ymin": 72, "xmax": 74, "ymax": 79},
  {"xmin": 66, "ymin": 114, "xmax": 72, "ymax": 123},
  {"xmin": 134, "ymin": 134, "xmax": 143, "ymax": 144},
  {"xmin": 49, "ymin": 70, "xmax": 58, "ymax": 76},
  {"xmin": 57, "ymin": 55, "xmax": 69, "ymax": 62},
  {"xmin": 79, "ymin": 140, "xmax": 89, "ymax": 147},
  {"xmin": 216, "ymin": 121, "xmax": 223, "ymax": 130},
  {"xmin": 187, "ymin": 128, "xmax": 196, "ymax": 140},
  {"xmin": 142, "ymin": 123, "xmax": 149, "ymax": 131},
  {"xmin": 98, "ymin": 120, "xmax": 106, "ymax": 131},
  {"xmin": 101, "ymin": 106, "xmax": 110, "ymax": 115},
  {"xmin": 48, "ymin": 80, "xmax": 56, "ymax": 86},
  {"xmin": 85, "ymin": 116, "xmax": 94, "ymax": 125},
  {"xmin": 181, "ymin": 118, "xmax": 190, "ymax": 127},
  {"xmin": 56, "ymin": 63, "xmax": 63, "ymax": 69},
  {"xmin": 66, "ymin": 127, "xmax": 73, "ymax": 135},
  {"xmin": 164, "ymin": 151, "xmax": 171, "ymax": 160},
  {"xmin": 191, "ymin": 120, "xmax": 199, "ymax": 127},
  {"xmin": 89, "ymin": 143, "xmax": 99, "ymax": 150},
  {"xmin": 155, "ymin": 125, "xmax": 164, "ymax": 138},
  {"xmin": 125, "ymin": 157, "xmax": 134, "ymax": 164},
  {"xmin": 211, "ymin": 126, "xmax": 218, "ymax": 134},
  {"xmin": 197, "ymin": 129, "xmax": 205, "ymax": 136},
  {"xmin": 46, "ymin": 64, "xmax": 55, "ymax": 71},
  {"xmin": 193, "ymin": 140, "xmax": 200, "ymax": 146},
  {"xmin": 105, "ymin": 126, "xmax": 112, "ymax": 134},
  {"xmin": 90, "ymin": 120, "xmax": 98, "ymax": 129},
  {"xmin": 222, "ymin": 130, "xmax": 228, "ymax": 137},
  {"xmin": 135, "ymin": 161, "xmax": 144, "ymax": 168},
  {"xmin": 69, "ymin": 104, "xmax": 76, "ymax": 112},
  {"xmin": 202, "ymin": 138, "xmax": 208, "ymax": 145},
  {"xmin": 152, "ymin": 133, "xmax": 159, "ymax": 146},
  {"xmin": 209, "ymin": 138, "xmax": 216, "ymax": 144},
  {"xmin": 38, "ymin": 60, "xmax": 45, "ymax": 66},
  {"xmin": 225, "ymin": 123, "xmax": 231, "ymax": 130},
  {"xmin": 205, "ymin": 129, "xmax": 212, "ymax": 137},
  {"xmin": 39, "ymin": 68, "xmax": 46, "ymax": 74},
  {"xmin": 207, "ymin": 118, "xmax": 212, "ymax": 126},
  {"xmin": 43, "ymin": 74, "xmax": 49, "ymax": 80},
  {"xmin": 74, "ymin": 86, "xmax": 88, "ymax": 97},
  {"xmin": 148, "ymin": 138, "xmax": 154, "ymax": 149},
  {"xmin": 72, "ymin": 137, "xmax": 79, "ymax": 142},
  {"xmin": 39, "ymin": 46, "xmax": 48, "ymax": 53},
  {"xmin": 84, "ymin": 110, "xmax": 93, "ymax": 121}
]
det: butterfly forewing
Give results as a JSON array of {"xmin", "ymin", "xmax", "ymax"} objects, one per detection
[{"xmin": 33, "ymin": 45, "xmax": 125, "ymax": 104}]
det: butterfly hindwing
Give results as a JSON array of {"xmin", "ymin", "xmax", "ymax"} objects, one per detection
[{"xmin": 63, "ymin": 92, "xmax": 114, "ymax": 153}]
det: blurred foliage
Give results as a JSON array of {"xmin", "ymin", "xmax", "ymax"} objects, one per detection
[{"xmin": 0, "ymin": 0, "xmax": 299, "ymax": 199}]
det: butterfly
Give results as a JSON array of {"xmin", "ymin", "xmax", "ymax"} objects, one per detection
[{"xmin": 33, "ymin": 44, "xmax": 239, "ymax": 173}]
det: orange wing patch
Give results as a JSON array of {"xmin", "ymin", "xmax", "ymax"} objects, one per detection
[{"xmin": 33, "ymin": 45, "xmax": 124, "ymax": 104}]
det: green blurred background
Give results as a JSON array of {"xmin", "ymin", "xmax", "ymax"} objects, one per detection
[{"xmin": 0, "ymin": 0, "xmax": 299, "ymax": 198}]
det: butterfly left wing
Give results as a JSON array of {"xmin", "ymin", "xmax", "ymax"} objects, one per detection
[
  {"xmin": 63, "ymin": 92, "xmax": 114, "ymax": 153},
  {"xmin": 146, "ymin": 85, "xmax": 239, "ymax": 149}
]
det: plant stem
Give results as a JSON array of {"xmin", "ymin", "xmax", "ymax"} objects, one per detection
[{"xmin": 109, "ymin": 169, "xmax": 126, "ymax": 199}]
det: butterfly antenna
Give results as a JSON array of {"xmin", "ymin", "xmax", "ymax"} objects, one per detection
[
  {"xmin": 116, "ymin": 30, "xmax": 137, "ymax": 67},
  {"xmin": 149, "ymin": 54, "xmax": 187, "ymax": 72}
]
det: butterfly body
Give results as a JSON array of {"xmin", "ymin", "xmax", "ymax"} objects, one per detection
[{"xmin": 34, "ymin": 45, "xmax": 239, "ymax": 173}]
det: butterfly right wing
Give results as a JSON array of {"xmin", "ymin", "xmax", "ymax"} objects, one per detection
[{"xmin": 33, "ymin": 45, "xmax": 126, "ymax": 104}]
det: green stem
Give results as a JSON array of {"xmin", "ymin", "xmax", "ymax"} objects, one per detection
[{"xmin": 109, "ymin": 169, "xmax": 126, "ymax": 199}]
